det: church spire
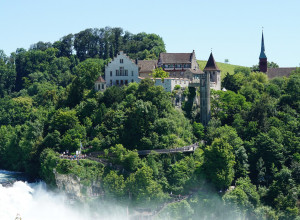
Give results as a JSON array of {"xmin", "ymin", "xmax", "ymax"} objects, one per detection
[
  {"xmin": 259, "ymin": 29, "xmax": 268, "ymax": 73},
  {"xmin": 259, "ymin": 30, "xmax": 267, "ymax": 59}
]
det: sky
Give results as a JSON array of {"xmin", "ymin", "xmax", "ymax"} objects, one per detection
[{"xmin": 0, "ymin": 0, "xmax": 299, "ymax": 67}]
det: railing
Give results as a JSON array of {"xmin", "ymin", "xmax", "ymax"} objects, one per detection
[{"xmin": 138, "ymin": 143, "xmax": 199, "ymax": 156}]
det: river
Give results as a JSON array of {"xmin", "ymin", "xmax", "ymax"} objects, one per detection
[{"xmin": 0, "ymin": 170, "xmax": 127, "ymax": 220}]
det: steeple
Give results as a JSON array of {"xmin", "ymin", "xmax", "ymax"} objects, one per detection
[
  {"xmin": 203, "ymin": 52, "xmax": 220, "ymax": 71},
  {"xmin": 259, "ymin": 31, "xmax": 267, "ymax": 59},
  {"xmin": 259, "ymin": 30, "xmax": 268, "ymax": 73}
]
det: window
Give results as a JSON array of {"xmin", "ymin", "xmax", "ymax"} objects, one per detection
[
  {"xmin": 110, "ymin": 80, "xmax": 112, "ymax": 85},
  {"xmin": 125, "ymin": 80, "xmax": 128, "ymax": 85},
  {"xmin": 120, "ymin": 80, "xmax": 123, "ymax": 85},
  {"xmin": 125, "ymin": 70, "xmax": 128, "ymax": 76},
  {"xmin": 131, "ymin": 79, "xmax": 134, "ymax": 83},
  {"xmin": 102, "ymin": 84, "xmax": 104, "ymax": 89},
  {"xmin": 116, "ymin": 70, "xmax": 119, "ymax": 76},
  {"xmin": 120, "ymin": 67, "xmax": 124, "ymax": 76},
  {"xmin": 98, "ymin": 84, "xmax": 100, "ymax": 90},
  {"xmin": 120, "ymin": 59, "xmax": 123, "ymax": 63},
  {"xmin": 110, "ymin": 71, "xmax": 112, "ymax": 76},
  {"xmin": 116, "ymin": 80, "xmax": 119, "ymax": 85},
  {"xmin": 131, "ymin": 71, "xmax": 134, "ymax": 76}
]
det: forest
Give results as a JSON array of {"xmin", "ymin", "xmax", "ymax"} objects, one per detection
[{"xmin": 0, "ymin": 27, "xmax": 299, "ymax": 219}]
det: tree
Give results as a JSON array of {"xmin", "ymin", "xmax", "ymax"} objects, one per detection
[
  {"xmin": 192, "ymin": 122, "xmax": 204, "ymax": 140},
  {"xmin": 211, "ymin": 90, "xmax": 250, "ymax": 125},
  {"xmin": 203, "ymin": 138, "xmax": 235, "ymax": 190},
  {"xmin": 264, "ymin": 167, "xmax": 298, "ymax": 217},
  {"xmin": 103, "ymin": 171, "xmax": 125, "ymax": 197},
  {"xmin": 74, "ymin": 58, "xmax": 105, "ymax": 89},
  {"xmin": 53, "ymin": 34, "xmax": 74, "ymax": 58},
  {"xmin": 152, "ymin": 67, "xmax": 169, "ymax": 82},
  {"xmin": 50, "ymin": 109, "xmax": 79, "ymax": 134},
  {"xmin": 223, "ymin": 177, "xmax": 260, "ymax": 217},
  {"xmin": 125, "ymin": 165, "xmax": 165, "ymax": 205},
  {"xmin": 234, "ymin": 67, "xmax": 251, "ymax": 76}
]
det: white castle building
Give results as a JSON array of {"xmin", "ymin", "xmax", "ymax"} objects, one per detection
[
  {"xmin": 95, "ymin": 51, "xmax": 221, "ymax": 92},
  {"xmin": 104, "ymin": 51, "xmax": 139, "ymax": 87}
]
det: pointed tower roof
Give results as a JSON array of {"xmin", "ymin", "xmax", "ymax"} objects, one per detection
[
  {"xmin": 203, "ymin": 52, "xmax": 220, "ymax": 71},
  {"xmin": 259, "ymin": 31, "xmax": 267, "ymax": 59}
]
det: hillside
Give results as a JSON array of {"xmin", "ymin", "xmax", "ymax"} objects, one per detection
[
  {"xmin": 197, "ymin": 60, "xmax": 245, "ymax": 78},
  {"xmin": 0, "ymin": 26, "xmax": 299, "ymax": 220}
]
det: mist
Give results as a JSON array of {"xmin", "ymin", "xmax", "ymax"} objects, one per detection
[
  {"xmin": 0, "ymin": 181, "xmax": 128, "ymax": 220},
  {"xmin": 0, "ymin": 180, "xmax": 249, "ymax": 220}
]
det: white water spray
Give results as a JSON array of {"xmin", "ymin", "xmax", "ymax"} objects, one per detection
[{"xmin": 0, "ymin": 181, "xmax": 127, "ymax": 220}]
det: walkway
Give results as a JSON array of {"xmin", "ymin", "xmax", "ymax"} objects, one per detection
[{"xmin": 137, "ymin": 143, "xmax": 200, "ymax": 156}]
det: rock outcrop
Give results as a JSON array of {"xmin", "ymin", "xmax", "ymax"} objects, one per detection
[{"xmin": 53, "ymin": 169, "xmax": 102, "ymax": 200}]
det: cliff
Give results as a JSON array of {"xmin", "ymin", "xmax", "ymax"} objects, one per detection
[{"xmin": 54, "ymin": 169, "xmax": 103, "ymax": 200}]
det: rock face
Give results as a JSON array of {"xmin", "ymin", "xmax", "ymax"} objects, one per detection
[{"xmin": 54, "ymin": 169, "xmax": 102, "ymax": 200}]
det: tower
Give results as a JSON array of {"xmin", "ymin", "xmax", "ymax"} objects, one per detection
[
  {"xmin": 199, "ymin": 72, "xmax": 210, "ymax": 126},
  {"xmin": 259, "ymin": 31, "xmax": 268, "ymax": 73},
  {"xmin": 199, "ymin": 52, "xmax": 220, "ymax": 126},
  {"xmin": 204, "ymin": 52, "xmax": 221, "ymax": 90}
]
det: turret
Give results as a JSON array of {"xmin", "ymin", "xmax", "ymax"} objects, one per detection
[{"xmin": 203, "ymin": 52, "xmax": 221, "ymax": 90}]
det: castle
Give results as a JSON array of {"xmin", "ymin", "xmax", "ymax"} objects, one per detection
[
  {"xmin": 95, "ymin": 50, "xmax": 220, "ymax": 126},
  {"xmin": 97, "ymin": 50, "xmax": 221, "ymax": 93}
]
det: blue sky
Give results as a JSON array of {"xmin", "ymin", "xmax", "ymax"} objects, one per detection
[{"xmin": 1, "ymin": 0, "xmax": 299, "ymax": 67}]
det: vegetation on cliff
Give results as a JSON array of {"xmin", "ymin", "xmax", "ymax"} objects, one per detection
[{"xmin": 0, "ymin": 27, "xmax": 299, "ymax": 219}]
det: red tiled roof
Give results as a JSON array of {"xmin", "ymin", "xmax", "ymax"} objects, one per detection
[{"xmin": 95, "ymin": 76, "xmax": 105, "ymax": 83}]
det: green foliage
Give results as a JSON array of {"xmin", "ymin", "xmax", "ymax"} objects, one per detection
[
  {"xmin": 106, "ymin": 144, "xmax": 141, "ymax": 172},
  {"xmin": 125, "ymin": 165, "xmax": 166, "ymax": 206},
  {"xmin": 264, "ymin": 167, "xmax": 298, "ymax": 214},
  {"xmin": 103, "ymin": 171, "xmax": 125, "ymax": 197},
  {"xmin": 223, "ymin": 177, "xmax": 260, "ymax": 214},
  {"xmin": 203, "ymin": 138, "xmax": 235, "ymax": 190},
  {"xmin": 211, "ymin": 90, "xmax": 251, "ymax": 125},
  {"xmin": 0, "ymin": 29, "xmax": 298, "ymax": 219},
  {"xmin": 152, "ymin": 67, "xmax": 169, "ymax": 82},
  {"xmin": 73, "ymin": 27, "xmax": 165, "ymax": 61},
  {"xmin": 74, "ymin": 58, "xmax": 105, "ymax": 89},
  {"xmin": 50, "ymin": 109, "xmax": 79, "ymax": 134},
  {"xmin": 158, "ymin": 200, "xmax": 194, "ymax": 220},
  {"xmin": 167, "ymin": 153, "xmax": 203, "ymax": 194},
  {"xmin": 40, "ymin": 148, "xmax": 59, "ymax": 186},
  {"xmin": 192, "ymin": 122, "xmax": 204, "ymax": 140}
]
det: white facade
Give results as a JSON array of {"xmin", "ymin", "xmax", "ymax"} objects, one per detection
[
  {"xmin": 154, "ymin": 78, "xmax": 189, "ymax": 92},
  {"xmin": 94, "ymin": 76, "xmax": 106, "ymax": 91},
  {"xmin": 105, "ymin": 51, "xmax": 139, "ymax": 87},
  {"xmin": 94, "ymin": 81, "xmax": 106, "ymax": 91}
]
